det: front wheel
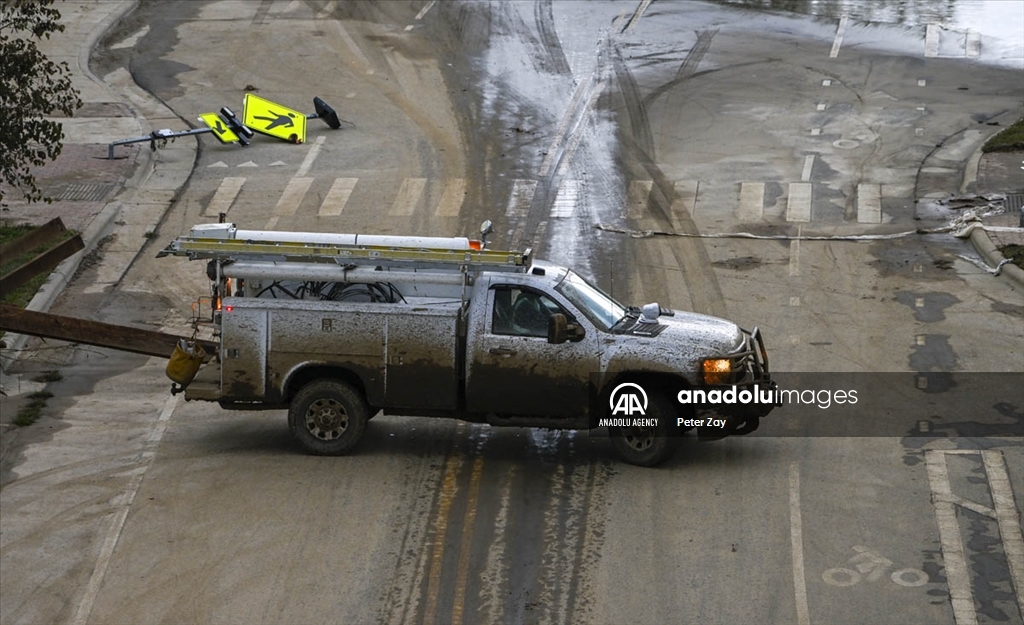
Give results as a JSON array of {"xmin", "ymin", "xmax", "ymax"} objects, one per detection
[
  {"xmin": 609, "ymin": 392, "xmax": 677, "ymax": 467},
  {"xmin": 288, "ymin": 380, "xmax": 369, "ymax": 455}
]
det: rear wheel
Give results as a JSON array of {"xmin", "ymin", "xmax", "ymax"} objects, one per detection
[
  {"xmin": 288, "ymin": 380, "xmax": 369, "ymax": 455},
  {"xmin": 609, "ymin": 392, "xmax": 677, "ymax": 467}
]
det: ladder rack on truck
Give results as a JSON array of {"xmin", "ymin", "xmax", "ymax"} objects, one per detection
[
  {"xmin": 158, "ymin": 222, "xmax": 531, "ymax": 317},
  {"xmin": 157, "ymin": 223, "xmax": 531, "ymax": 274}
]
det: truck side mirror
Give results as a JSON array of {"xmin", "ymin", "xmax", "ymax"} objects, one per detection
[
  {"xmin": 548, "ymin": 313, "xmax": 585, "ymax": 344},
  {"xmin": 548, "ymin": 313, "xmax": 568, "ymax": 344}
]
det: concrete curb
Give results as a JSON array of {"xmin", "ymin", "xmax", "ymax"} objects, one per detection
[{"xmin": 969, "ymin": 225, "xmax": 1024, "ymax": 285}]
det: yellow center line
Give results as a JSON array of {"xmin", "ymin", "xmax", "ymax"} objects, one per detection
[
  {"xmin": 422, "ymin": 453, "xmax": 461, "ymax": 625},
  {"xmin": 451, "ymin": 456, "xmax": 485, "ymax": 625}
]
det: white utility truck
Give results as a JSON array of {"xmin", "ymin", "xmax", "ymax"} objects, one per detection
[{"xmin": 158, "ymin": 222, "xmax": 776, "ymax": 466}]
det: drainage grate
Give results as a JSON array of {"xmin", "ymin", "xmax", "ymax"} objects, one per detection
[
  {"xmin": 45, "ymin": 182, "xmax": 115, "ymax": 202},
  {"xmin": 1005, "ymin": 193, "xmax": 1024, "ymax": 213}
]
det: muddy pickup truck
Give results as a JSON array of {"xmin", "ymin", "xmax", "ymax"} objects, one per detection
[{"xmin": 161, "ymin": 223, "xmax": 775, "ymax": 466}]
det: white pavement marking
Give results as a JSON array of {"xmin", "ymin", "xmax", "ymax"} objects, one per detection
[
  {"xmin": 829, "ymin": 14, "xmax": 848, "ymax": 58},
  {"xmin": 318, "ymin": 177, "xmax": 358, "ymax": 216},
  {"xmin": 435, "ymin": 178, "xmax": 467, "ymax": 217},
  {"xmin": 274, "ymin": 177, "xmax": 314, "ymax": 216},
  {"xmin": 966, "ymin": 30, "xmax": 981, "ymax": 58},
  {"xmin": 208, "ymin": 161, "xmax": 228, "ymax": 168},
  {"xmin": 802, "ymin": 156, "xmax": 815, "ymax": 181},
  {"xmin": 73, "ymin": 394, "xmax": 181, "ymax": 625},
  {"xmin": 671, "ymin": 180, "xmax": 698, "ymax": 226},
  {"xmin": 551, "ymin": 180, "xmax": 580, "ymax": 218},
  {"xmin": 982, "ymin": 451, "xmax": 1024, "ymax": 619},
  {"xmin": 296, "ymin": 135, "xmax": 325, "ymax": 177},
  {"xmin": 787, "ymin": 183, "xmax": 812, "ymax": 222},
  {"xmin": 811, "ymin": 128, "xmax": 821, "ymax": 136},
  {"xmin": 624, "ymin": 0, "xmax": 653, "ymax": 34},
  {"xmin": 390, "ymin": 177, "xmax": 427, "ymax": 217},
  {"xmin": 505, "ymin": 179, "xmax": 537, "ymax": 218},
  {"xmin": 415, "ymin": 0, "xmax": 435, "ymax": 20},
  {"xmin": 204, "ymin": 176, "xmax": 245, "ymax": 216},
  {"xmin": 925, "ymin": 24, "xmax": 940, "ymax": 58},
  {"xmin": 626, "ymin": 180, "xmax": 653, "ymax": 219},
  {"xmin": 506, "ymin": 179, "xmax": 537, "ymax": 246},
  {"xmin": 918, "ymin": 78, "xmax": 927, "ymax": 87},
  {"xmin": 738, "ymin": 182, "xmax": 764, "ymax": 221},
  {"xmin": 822, "ymin": 79, "xmax": 832, "ymax": 86},
  {"xmin": 789, "ymin": 227, "xmax": 802, "ymax": 276},
  {"xmin": 789, "ymin": 463, "xmax": 811, "ymax": 625},
  {"xmin": 857, "ymin": 183, "xmax": 882, "ymax": 223},
  {"xmin": 926, "ymin": 451, "xmax": 979, "ymax": 625},
  {"xmin": 237, "ymin": 161, "xmax": 258, "ymax": 168},
  {"xmin": 816, "ymin": 103, "xmax": 827, "ymax": 111}
]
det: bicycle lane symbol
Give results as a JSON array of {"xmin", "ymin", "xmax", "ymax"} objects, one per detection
[{"xmin": 822, "ymin": 545, "xmax": 930, "ymax": 588}]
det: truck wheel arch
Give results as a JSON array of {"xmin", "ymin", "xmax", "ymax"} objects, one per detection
[{"xmin": 283, "ymin": 365, "xmax": 371, "ymax": 405}]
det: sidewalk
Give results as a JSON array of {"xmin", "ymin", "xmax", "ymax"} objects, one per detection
[{"xmin": 0, "ymin": 0, "xmax": 197, "ymax": 379}]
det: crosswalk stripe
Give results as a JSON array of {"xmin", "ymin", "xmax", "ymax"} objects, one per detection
[
  {"xmin": 505, "ymin": 179, "xmax": 537, "ymax": 218},
  {"xmin": 787, "ymin": 183, "xmax": 812, "ymax": 222},
  {"xmin": 925, "ymin": 24, "xmax": 940, "ymax": 57},
  {"xmin": 857, "ymin": 183, "xmax": 882, "ymax": 223},
  {"xmin": 274, "ymin": 177, "xmax": 313, "ymax": 216},
  {"xmin": 434, "ymin": 178, "xmax": 467, "ymax": 217},
  {"xmin": 550, "ymin": 180, "xmax": 580, "ymax": 218},
  {"xmin": 626, "ymin": 180, "xmax": 653, "ymax": 220},
  {"xmin": 204, "ymin": 177, "xmax": 245, "ymax": 216},
  {"xmin": 671, "ymin": 180, "xmax": 698, "ymax": 225},
  {"xmin": 390, "ymin": 177, "xmax": 427, "ymax": 217},
  {"xmin": 737, "ymin": 182, "xmax": 764, "ymax": 221},
  {"xmin": 319, "ymin": 178, "xmax": 358, "ymax": 216},
  {"xmin": 507, "ymin": 179, "xmax": 538, "ymax": 247}
]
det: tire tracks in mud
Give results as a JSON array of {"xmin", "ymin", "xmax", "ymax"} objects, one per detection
[
  {"xmin": 606, "ymin": 31, "xmax": 728, "ymax": 316},
  {"xmin": 377, "ymin": 428, "xmax": 615, "ymax": 625}
]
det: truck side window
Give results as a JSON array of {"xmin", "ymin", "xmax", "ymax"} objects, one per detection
[{"xmin": 491, "ymin": 286, "xmax": 561, "ymax": 338}]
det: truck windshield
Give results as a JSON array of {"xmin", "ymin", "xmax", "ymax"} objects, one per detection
[{"xmin": 556, "ymin": 271, "xmax": 627, "ymax": 331}]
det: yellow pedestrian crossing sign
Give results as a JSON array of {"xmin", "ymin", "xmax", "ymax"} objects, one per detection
[
  {"xmin": 198, "ymin": 113, "xmax": 241, "ymax": 144},
  {"xmin": 242, "ymin": 93, "xmax": 307, "ymax": 144}
]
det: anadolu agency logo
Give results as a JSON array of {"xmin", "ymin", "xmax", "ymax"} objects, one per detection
[
  {"xmin": 598, "ymin": 383, "xmax": 659, "ymax": 428},
  {"xmin": 610, "ymin": 382, "xmax": 647, "ymax": 415}
]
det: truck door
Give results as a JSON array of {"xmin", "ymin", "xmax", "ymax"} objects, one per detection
[{"xmin": 467, "ymin": 284, "xmax": 598, "ymax": 418}]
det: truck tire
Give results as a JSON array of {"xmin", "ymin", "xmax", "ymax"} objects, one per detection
[
  {"xmin": 288, "ymin": 380, "xmax": 369, "ymax": 455},
  {"xmin": 610, "ymin": 392, "xmax": 677, "ymax": 467}
]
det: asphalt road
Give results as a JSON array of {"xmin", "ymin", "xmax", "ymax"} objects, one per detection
[{"xmin": 2, "ymin": 1, "xmax": 1022, "ymax": 624}]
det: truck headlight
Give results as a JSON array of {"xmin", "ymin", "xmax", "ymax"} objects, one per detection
[{"xmin": 702, "ymin": 358, "xmax": 732, "ymax": 385}]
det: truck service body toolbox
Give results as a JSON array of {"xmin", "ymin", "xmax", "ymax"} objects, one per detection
[{"xmin": 160, "ymin": 223, "xmax": 776, "ymax": 466}]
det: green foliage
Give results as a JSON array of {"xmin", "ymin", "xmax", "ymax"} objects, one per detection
[
  {"xmin": 983, "ymin": 118, "xmax": 1024, "ymax": 153},
  {"xmin": 0, "ymin": 0, "xmax": 83, "ymax": 207},
  {"xmin": 32, "ymin": 370, "xmax": 63, "ymax": 383},
  {"xmin": 14, "ymin": 391, "xmax": 53, "ymax": 426}
]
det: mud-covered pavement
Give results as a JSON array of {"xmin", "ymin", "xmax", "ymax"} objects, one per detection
[{"xmin": 2, "ymin": 1, "xmax": 1022, "ymax": 624}]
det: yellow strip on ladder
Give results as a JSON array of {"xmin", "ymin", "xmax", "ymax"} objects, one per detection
[{"xmin": 158, "ymin": 237, "xmax": 530, "ymax": 272}]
